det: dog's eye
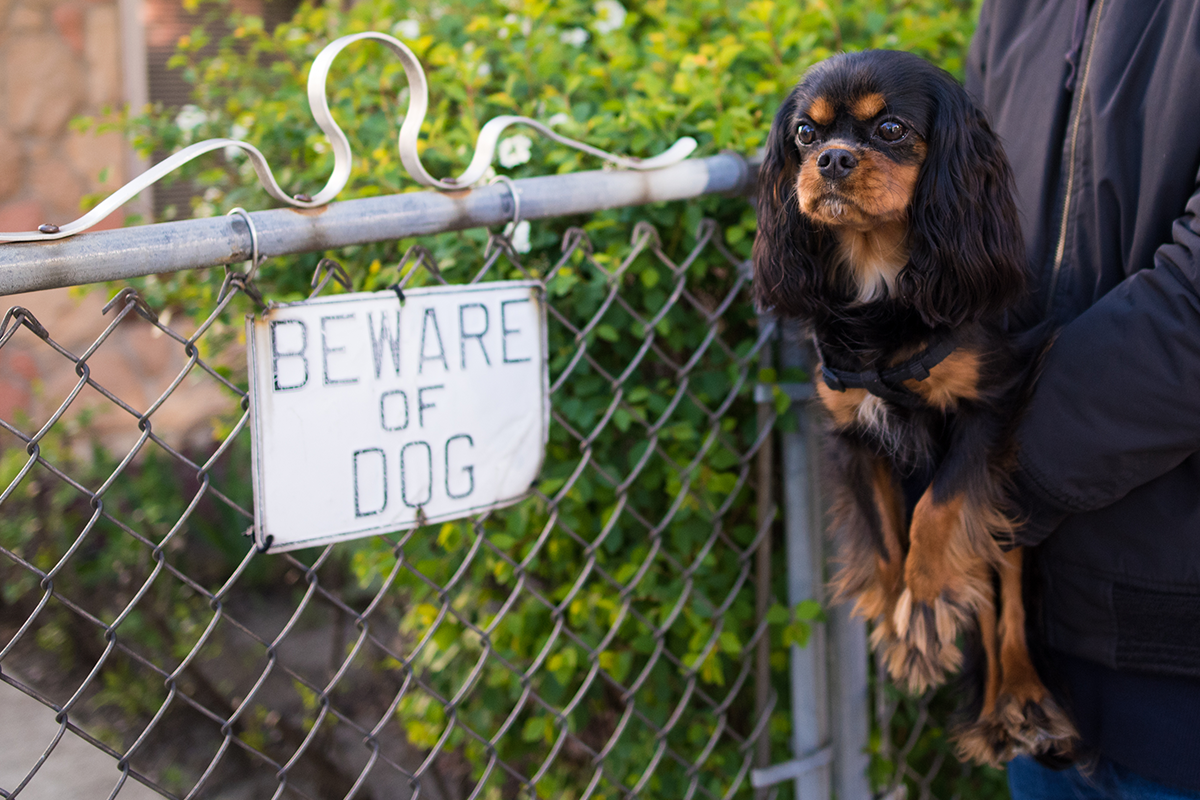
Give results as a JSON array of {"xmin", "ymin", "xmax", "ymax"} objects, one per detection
[
  {"xmin": 797, "ymin": 124, "xmax": 817, "ymax": 145},
  {"xmin": 877, "ymin": 121, "xmax": 907, "ymax": 142}
]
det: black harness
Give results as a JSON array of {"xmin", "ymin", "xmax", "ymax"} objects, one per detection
[{"xmin": 812, "ymin": 332, "xmax": 957, "ymax": 409}]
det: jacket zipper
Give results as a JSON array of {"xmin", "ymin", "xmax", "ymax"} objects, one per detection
[{"xmin": 1045, "ymin": 0, "xmax": 1107, "ymax": 315}]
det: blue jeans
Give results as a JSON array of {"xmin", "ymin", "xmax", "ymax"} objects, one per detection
[{"xmin": 1009, "ymin": 756, "xmax": 1200, "ymax": 800}]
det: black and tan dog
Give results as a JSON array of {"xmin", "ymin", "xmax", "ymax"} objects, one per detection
[{"xmin": 752, "ymin": 50, "xmax": 1076, "ymax": 766}]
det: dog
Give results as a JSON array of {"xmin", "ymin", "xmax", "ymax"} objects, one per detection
[{"xmin": 751, "ymin": 50, "xmax": 1077, "ymax": 766}]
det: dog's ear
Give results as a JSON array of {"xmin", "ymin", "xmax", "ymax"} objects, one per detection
[
  {"xmin": 900, "ymin": 78, "xmax": 1026, "ymax": 328},
  {"xmin": 752, "ymin": 90, "xmax": 828, "ymax": 317}
]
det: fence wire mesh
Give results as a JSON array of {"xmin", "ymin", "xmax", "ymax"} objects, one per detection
[{"xmin": 0, "ymin": 217, "xmax": 791, "ymax": 800}]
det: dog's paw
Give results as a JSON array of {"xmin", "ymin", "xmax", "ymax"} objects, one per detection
[
  {"xmin": 953, "ymin": 693, "xmax": 1077, "ymax": 767},
  {"xmin": 884, "ymin": 587, "xmax": 973, "ymax": 693},
  {"xmin": 952, "ymin": 714, "xmax": 1020, "ymax": 768},
  {"xmin": 993, "ymin": 691, "xmax": 1077, "ymax": 757}
]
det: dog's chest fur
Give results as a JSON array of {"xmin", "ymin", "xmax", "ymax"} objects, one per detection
[
  {"xmin": 834, "ymin": 223, "xmax": 909, "ymax": 304},
  {"xmin": 817, "ymin": 384, "xmax": 903, "ymax": 449}
]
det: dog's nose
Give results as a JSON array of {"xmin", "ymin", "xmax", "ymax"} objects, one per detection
[{"xmin": 817, "ymin": 148, "xmax": 858, "ymax": 179}]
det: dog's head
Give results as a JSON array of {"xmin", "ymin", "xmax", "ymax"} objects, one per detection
[{"xmin": 752, "ymin": 50, "xmax": 1025, "ymax": 327}]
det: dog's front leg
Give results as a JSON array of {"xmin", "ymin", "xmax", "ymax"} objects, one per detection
[
  {"xmin": 991, "ymin": 548, "xmax": 1077, "ymax": 759},
  {"xmin": 887, "ymin": 485, "xmax": 994, "ymax": 692},
  {"xmin": 887, "ymin": 409, "xmax": 1006, "ymax": 693},
  {"xmin": 827, "ymin": 440, "xmax": 909, "ymax": 654},
  {"xmin": 952, "ymin": 547, "xmax": 1078, "ymax": 765}
]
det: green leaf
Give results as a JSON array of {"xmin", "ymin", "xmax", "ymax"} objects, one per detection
[
  {"xmin": 522, "ymin": 716, "xmax": 546, "ymax": 743},
  {"xmin": 596, "ymin": 324, "xmax": 619, "ymax": 342},
  {"xmin": 772, "ymin": 384, "xmax": 791, "ymax": 415},
  {"xmin": 717, "ymin": 630, "xmax": 741, "ymax": 654},
  {"xmin": 782, "ymin": 620, "xmax": 812, "ymax": 649},
  {"xmin": 795, "ymin": 599, "xmax": 826, "ymax": 622},
  {"xmin": 765, "ymin": 602, "xmax": 790, "ymax": 625}
]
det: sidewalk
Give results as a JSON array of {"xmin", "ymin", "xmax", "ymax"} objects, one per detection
[{"xmin": 0, "ymin": 678, "xmax": 160, "ymax": 800}]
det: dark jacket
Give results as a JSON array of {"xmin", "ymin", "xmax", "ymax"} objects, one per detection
[{"xmin": 967, "ymin": 0, "xmax": 1200, "ymax": 785}]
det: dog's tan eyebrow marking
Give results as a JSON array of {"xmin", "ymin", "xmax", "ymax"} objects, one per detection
[
  {"xmin": 807, "ymin": 96, "xmax": 836, "ymax": 125},
  {"xmin": 851, "ymin": 92, "xmax": 886, "ymax": 120}
]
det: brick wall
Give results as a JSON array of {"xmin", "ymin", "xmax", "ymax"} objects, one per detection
[
  {"xmin": 0, "ymin": 0, "xmax": 128, "ymax": 234},
  {"xmin": 0, "ymin": 0, "xmax": 234, "ymax": 454}
]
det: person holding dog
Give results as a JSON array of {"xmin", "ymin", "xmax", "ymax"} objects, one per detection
[{"xmin": 967, "ymin": 0, "xmax": 1200, "ymax": 796}]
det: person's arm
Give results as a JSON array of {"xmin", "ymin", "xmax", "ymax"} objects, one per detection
[{"xmin": 1012, "ymin": 183, "xmax": 1200, "ymax": 545}]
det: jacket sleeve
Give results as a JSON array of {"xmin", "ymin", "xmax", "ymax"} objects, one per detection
[{"xmin": 1014, "ymin": 182, "xmax": 1200, "ymax": 545}]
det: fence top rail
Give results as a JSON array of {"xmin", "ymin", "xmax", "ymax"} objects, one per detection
[{"xmin": 0, "ymin": 153, "xmax": 755, "ymax": 297}]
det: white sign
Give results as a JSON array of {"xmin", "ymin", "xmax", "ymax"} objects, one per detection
[{"xmin": 247, "ymin": 281, "xmax": 548, "ymax": 552}]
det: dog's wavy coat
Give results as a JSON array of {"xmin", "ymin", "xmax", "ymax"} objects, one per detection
[{"xmin": 752, "ymin": 50, "xmax": 1076, "ymax": 766}]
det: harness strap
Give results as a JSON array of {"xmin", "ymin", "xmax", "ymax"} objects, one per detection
[{"xmin": 813, "ymin": 333, "xmax": 958, "ymax": 409}]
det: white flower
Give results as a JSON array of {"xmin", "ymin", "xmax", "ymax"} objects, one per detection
[
  {"xmin": 393, "ymin": 18, "xmax": 420, "ymax": 40},
  {"xmin": 175, "ymin": 104, "xmax": 207, "ymax": 133},
  {"xmin": 498, "ymin": 134, "xmax": 532, "ymax": 168},
  {"xmin": 594, "ymin": 0, "xmax": 626, "ymax": 33},
  {"xmin": 547, "ymin": 112, "xmax": 572, "ymax": 128},
  {"xmin": 499, "ymin": 12, "xmax": 518, "ymax": 39},
  {"xmin": 477, "ymin": 62, "xmax": 492, "ymax": 77},
  {"xmin": 560, "ymin": 26, "xmax": 589, "ymax": 46},
  {"xmin": 224, "ymin": 122, "xmax": 249, "ymax": 160},
  {"xmin": 510, "ymin": 220, "xmax": 531, "ymax": 253}
]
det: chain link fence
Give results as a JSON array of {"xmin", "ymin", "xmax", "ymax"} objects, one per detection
[
  {"xmin": 0, "ymin": 167, "xmax": 1017, "ymax": 800},
  {"xmin": 0, "ymin": 208, "xmax": 800, "ymax": 799}
]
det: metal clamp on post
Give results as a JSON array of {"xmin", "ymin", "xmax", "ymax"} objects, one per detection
[
  {"xmin": 754, "ymin": 382, "xmax": 816, "ymax": 405},
  {"xmin": 750, "ymin": 745, "xmax": 834, "ymax": 789},
  {"xmin": 483, "ymin": 174, "xmax": 523, "ymax": 264},
  {"xmin": 753, "ymin": 314, "xmax": 816, "ymax": 406},
  {"xmin": 226, "ymin": 207, "xmax": 262, "ymax": 281},
  {"xmin": 219, "ymin": 207, "xmax": 267, "ymax": 308}
]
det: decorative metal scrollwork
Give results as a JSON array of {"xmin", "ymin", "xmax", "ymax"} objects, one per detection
[{"xmin": 0, "ymin": 32, "xmax": 696, "ymax": 244}]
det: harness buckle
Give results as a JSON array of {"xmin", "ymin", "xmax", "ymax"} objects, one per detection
[
  {"xmin": 907, "ymin": 361, "xmax": 931, "ymax": 381},
  {"xmin": 820, "ymin": 365, "xmax": 845, "ymax": 392}
]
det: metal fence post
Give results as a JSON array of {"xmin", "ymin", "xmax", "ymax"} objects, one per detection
[
  {"xmin": 777, "ymin": 324, "xmax": 871, "ymax": 800},
  {"xmin": 780, "ymin": 334, "xmax": 832, "ymax": 800},
  {"xmin": 755, "ymin": 322, "xmax": 777, "ymax": 800},
  {"xmin": 828, "ymin": 585, "xmax": 872, "ymax": 798}
]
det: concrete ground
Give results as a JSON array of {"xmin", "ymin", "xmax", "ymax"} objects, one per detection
[{"xmin": 0, "ymin": 677, "xmax": 161, "ymax": 799}]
